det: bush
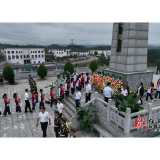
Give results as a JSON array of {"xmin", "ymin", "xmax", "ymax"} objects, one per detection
[
  {"xmin": 64, "ymin": 62, "xmax": 74, "ymax": 74},
  {"xmin": 3, "ymin": 66, "xmax": 14, "ymax": 81},
  {"xmin": 37, "ymin": 64, "xmax": 47, "ymax": 79},
  {"xmin": 94, "ymin": 51, "xmax": 98, "ymax": 56},
  {"xmin": 89, "ymin": 60, "xmax": 98, "ymax": 73}
]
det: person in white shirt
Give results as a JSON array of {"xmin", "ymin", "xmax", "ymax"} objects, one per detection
[
  {"xmin": 85, "ymin": 81, "xmax": 91, "ymax": 103},
  {"xmin": 36, "ymin": 107, "xmax": 51, "ymax": 138},
  {"xmin": 121, "ymin": 86, "xmax": 128, "ymax": 97},
  {"xmin": 72, "ymin": 70, "xmax": 78, "ymax": 82},
  {"xmin": 75, "ymin": 87, "xmax": 81, "ymax": 108},
  {"xmin": 154, "ymin": 81, "xmax": 160, "ymax": 100},
  {"xmin": 57, "ymin": 99, "xmax": 64, "ymax": 118},
  {"xmin": 25, "ymin": 89, "xmax": 33, "ymax": 113},
  {"xmin": 103, "ymin": 82, "xmax": 114, "ymax": 103}
]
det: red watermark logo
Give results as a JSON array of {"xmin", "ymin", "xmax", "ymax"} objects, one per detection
[{"xmin": 134, "ymin": 118, "xmax": 147, "ymax": 128}]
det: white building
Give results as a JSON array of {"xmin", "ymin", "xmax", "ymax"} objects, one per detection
[
  {"xmin": 49, "ymin": 48, "xmax": 71, "ymax": 57},
  {"xmin": 0, "ymin": 46, "xmax": 45, "ymax": 64},
  {"xmin": 70, "ymin": 49, "xmax": 90, "ymax": 56},
  {"xmin": 89, "ymin": 49, "xmax": 111, "ymax": 57}
]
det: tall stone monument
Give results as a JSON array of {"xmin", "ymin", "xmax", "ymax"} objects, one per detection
[{"xmin": 104, "ymin": 23, "xmax": 153, "ymax": 91}]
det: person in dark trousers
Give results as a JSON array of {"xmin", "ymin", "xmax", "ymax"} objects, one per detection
[
  {"xmin": 13, "ymin": 93, "xmax": 22, "ymax": 114},
  {"xmin": 65, "ymin": 80, "xmax": 69, "ymax": 98},
  {"xmin": 0, "ymin": 73, "xmax": 4, "ymax": 88},
  {"xmin": 57, "ymin": 99, "xmax": 64, "ymax": 119},
  {"xmin": 36, "ymin": 107, "xmax": 51, "ymax": 138},
  {"xmin": 59, "ymin": 84, "xmax": 64, "ymax": 102},
  {"xmin": 3, "ymin": 94, "xmax": 11, "ymax": 116},
  {"xmin": 125, "ymin": 81, "xmax": 129, "ymax": 94},
  {"xmin": 136, "ymin": 82, "xmax": 144, "ymax": 105},
  {"xmin": 78, "ymin": 75, "xmax": 82, "ymax": 92},
  {"xmin": 71, "ymin": 78, "xmax": 76, "ymax": 96},
  {"xmin": 31, "ymin": 90, "xmax": 36, "ymax": 111},
  {"xmin": 115, "ymin": 88, "xmax": 123, "ymax": 108},
  {"xmin": 154, "ymin": 80, "xmax": 160, "ymax": 101},
  {"xmin": 50, "ymin": 88, "xmax": 57, "ymax": 107},
  {"xmin": 59, "ymin": 117, "xmax": 69, "ymax": 138},
  {"xmin": 25, "ymin": 89, "xmax": 33, "ymax": 113},
  {"xmin": 69, "ymin": 127, "xmax": 76, "ymax": 138},
  {"xmin": 81, "ymin": 73, "xmax": 84, "ymax": 89},
  {"xmin": 39, "ymin": 89, "xmax": 45, "ymax": 110},
  {"xmin": 75, "ymin": 87, "xmax": 81, "ymax": 108},
  {"xmin": 145, "ymin": 82, "xmax": 154, "ymax": 103},
  {"xmin": 54, "ymin": 110, "xmax": 61, "ymax": 138},
  {"xmin": 66, "ymin": 70, "xmax": 70, "ymax": 84},
  {"xmin": 85, "ymin": 81, "xmax": 91, "ymax": 103}
]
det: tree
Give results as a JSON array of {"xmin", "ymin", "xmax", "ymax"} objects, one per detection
[
  {"xmin": 94, "ymin": 51, "xmax": 98, "ymax": 56},
  {"xmin": 89, "ymin": 60, "xmax": 98, "ymax": 73},
  {"xmin": 44, "ymin": 46, "xmax": 49, "ymax": 54},
  {"xmin": 155, "ymin": 59, "xmax": 160, "ymax": 73},
  {"xmin": 64, "ymin": 62, "xmax": 74, "ymax": 74},
  {"xmin": 37, "ymin": 64, "xmax": 47, "ymax": 79},
  {"xmin": 57, "ymin": 57, "xmax": 60, "ymax": 62},
  {"xmin": 3, "ymin": 66, "xmax": 14, "ymax": 81},
  {"xmin": 101, "ymin": 53, "xmax": 105, "ymax": 57}
]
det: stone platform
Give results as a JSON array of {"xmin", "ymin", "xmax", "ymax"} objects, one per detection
[{"xmin": 104, "ymin": 68, "xmax": 154, "ymax": 91}]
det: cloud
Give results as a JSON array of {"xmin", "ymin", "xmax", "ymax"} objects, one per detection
[{"xmin": 0, "ymin": 23, "xmax": 159, "ymax": 46}]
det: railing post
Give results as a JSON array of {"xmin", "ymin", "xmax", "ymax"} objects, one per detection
[
  {"xmin": 147, "ymin": 103, "xmax": 152, "ymax": 127},
  {"xmin": 56, "ymin": 67, "xmax": 57, "ymax": 72},
  {"xmin": 81, "ymin": 100, "xmax": 85, "ymax": 108},
  {"xmin": 107, "ymin": 99, "xmax": 112, "ymax": 122},
  {"xmin": 94, "ymin": 92, "xmax": 98, "ymax": 110},
  {"xmin": 124, "ymin": 107, "xmax": 131, "ymax": 135}
]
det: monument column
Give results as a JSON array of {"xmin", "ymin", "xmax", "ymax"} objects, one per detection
[{"xmin": 104, "ymin": 23, "xmax": 153, "ymax": 91}]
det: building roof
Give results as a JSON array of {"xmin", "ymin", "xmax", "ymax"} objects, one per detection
[{"xmin": 70, "ymin": 49, "xmax": 90, "ymax": 52}]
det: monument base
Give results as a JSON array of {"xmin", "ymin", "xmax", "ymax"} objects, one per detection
[{"xmin": 104, "ymin": 69, "xmax": 154, "ymax": 91}]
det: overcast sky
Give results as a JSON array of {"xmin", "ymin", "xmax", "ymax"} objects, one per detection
[{"xmin": 0, "ymin": 23, "xmax": 159, "ymax": 46}]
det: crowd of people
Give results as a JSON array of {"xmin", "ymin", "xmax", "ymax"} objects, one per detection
[{"xmin": 2, "ymin": 70, "xmax": 160, "ymax": 137}]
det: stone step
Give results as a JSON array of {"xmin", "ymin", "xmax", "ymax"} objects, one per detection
[
  {"xmin": 64, "ymin": 101, "xmax": 75, "ymax": 117},
  {"xmin": 64, "ymin": 99, "xmax": 76, "ymax": 113},
  {"xmin": 63, "ymin": 111, "xmax": 71, "ymax": 122}
]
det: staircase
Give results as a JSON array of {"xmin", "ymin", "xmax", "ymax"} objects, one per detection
[{"xmin": 62, "ymin": 88, "xmax": 105, "ymax": 121}]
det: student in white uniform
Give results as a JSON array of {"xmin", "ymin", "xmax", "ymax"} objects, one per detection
[
  {"xmin": 145, "ymin": 82, "xmax": 154, "ymax": 102},
  {"xmin": 154, "ymin": 81, "xmax": 160, "ymax": 100},
  {"xmin": 72, "ymin": 70, "xmax": 78, "ymax": 82},
  {"xmin": 75, "ymin": 87, "xmax": 81, "ymax": 108},
  {"xmin": 25, "ymin": 89, "xmax": 32, "ymax": 113}
]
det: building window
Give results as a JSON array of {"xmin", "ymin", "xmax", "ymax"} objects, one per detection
[
  {"xmin": 12, "ymin": 55, "xmax": 15, "ymax": 59},
  {"xmin": 35, "ymin": 55, "xmax": 37, "ymax": 58},
  {"xmin": 24, "ymin": 55, "xmax": 26, "ymax": 58},
  {"xmin": 27, "ymin": 55, "xmax": 29, "ymax": 58},
  {"xmin": 62, "ymin": 52, "xmax": 63, "ymax": 54},
  {"xmin": 35, "ymin": 51, "xmax": 37, "ymax": 53},
  {"xmin": 16, "ymin": 55, "xmax": 19, "ymax": 59},
  {"xmin": 21, "ymin": 51, "xmax": 22, "ymax": 53},
  {"xmin": 38, "ymin": 55, "xmax": 40, "ymax": 58},
  {"xmin": 16, "ymin": 51, "xmax": 18, "ymax": 53},
  {"xmin": 41, "ymin": 51, "xmax": 43, "ymax": 53},
  {"xmin": 20, "ymin": 55, "xmax": 23, "ymax": 58},
  {"xmin": 7, "ymin": 51, "xmax": 10, "ymax": 54},
  {"xmin": 42, "ymin": 54, "xmax": 44, "ymax": 58},
  {"xmin": 38, "ymin": 61, "xmax": 40, "ymax": 63},
  {"xmin": 12, "ymin": 51, "xmax": 14, "ymax": 54},
  {"xmin": 34, "ymin": 61, "xmax": 36, "ymax": 64},
  {"xmin": 33, "ymin": 51, "xmax": 34, "ymax": 53},
  {"xmin": 31, "ymin": 51, "xmax": 32, "ymax": 53},
  {"xmin": 38, "ymin": 51, "xmax": 40, "ymax": 53},
  {"xmin": 32, "ymin": 55, "xmax": 34, "ymax": 58},
  {"xmin": 64, "ymin": 49, "xmax": 66, "ymax": 52},
  {"xmin": 8, "ymin": 56, "xmax": 11, "ymax": 59}
]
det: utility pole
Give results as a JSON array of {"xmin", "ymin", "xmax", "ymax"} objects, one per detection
[{"xmin": 70, "ymin": 39, "xmax": 74, "ymax": 49}]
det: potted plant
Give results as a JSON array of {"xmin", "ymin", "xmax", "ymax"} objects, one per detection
[
  {"xmin": 76, "ymin": 104, "xmax": 97, "ymax": 133},
  {"xmin": 115, "ymin": 94, "xmax": 144, "ymax": 114},
  {"xmin": 45, "ymin": 81, "xmax": 55, "ymax": 89}
]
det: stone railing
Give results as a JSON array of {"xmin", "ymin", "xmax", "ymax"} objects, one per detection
[
  {"xmin": 70, "ymin": 92, "xmax": 160, "ymax": 135},
  {"xmin": 147, "ymin": 66, "xmax": 157, "ymax": 74}
]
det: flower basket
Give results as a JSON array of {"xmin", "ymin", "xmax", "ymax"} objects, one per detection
[{"xmin": 45, "ymin": 98, "xmax": 51, "ymax": 104}]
